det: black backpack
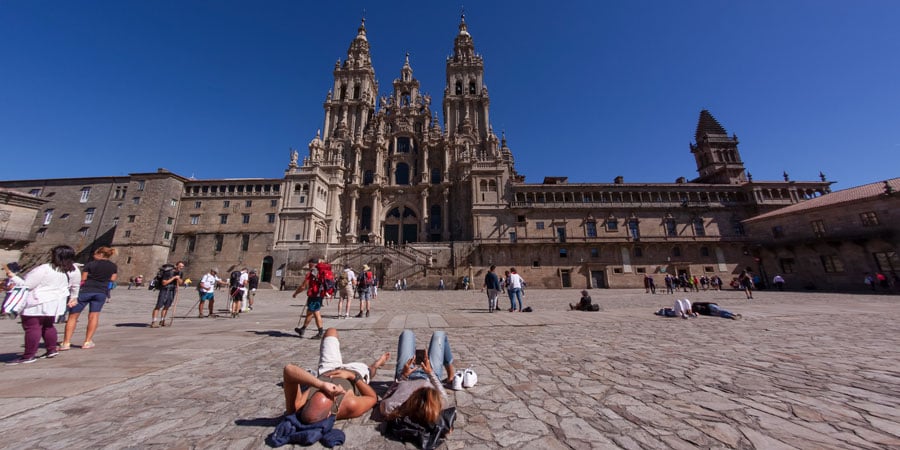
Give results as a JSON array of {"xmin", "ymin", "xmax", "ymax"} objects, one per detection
[
  {"xmin": 150, "ymin": 264, "xmax": 176, "ymax": 291},
  {"xmin": 229, "ymin": 271, "xmax": 242, "ymax": 289}
]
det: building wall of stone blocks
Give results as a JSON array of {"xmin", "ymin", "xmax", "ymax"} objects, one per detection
[{"xmin": 745, "ymin": 193, "xmax": 899, "ymax": 291}]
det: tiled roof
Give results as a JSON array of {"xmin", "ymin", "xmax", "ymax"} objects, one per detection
[
  {"xmin": 695, "ymin": 110, "xmax": 728, "ymax": 142},
  {"xmin": 745, "ymin": 178, "xmax": 900, "ymax": 222}
]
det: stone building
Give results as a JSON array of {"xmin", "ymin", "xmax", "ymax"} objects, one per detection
[
  {"xmin": 743, "ymin": 178, "xmax": 899, "ymax": 292},
  {"xmin": 0, "ymin": 187, "xmax": 46, "ymax": 264},
  {"xmin": 0, "ymin": 16, "xmax": 840, "ymax": 289}
]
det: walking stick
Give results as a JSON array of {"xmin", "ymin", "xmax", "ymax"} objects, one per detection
[
  {"xmin": 181, "ymin": 297, "xmax": 203, "ymax": 319},
  {"xmin": 166, "ymin": 287, "xmax": 181, "ymax": 327}
]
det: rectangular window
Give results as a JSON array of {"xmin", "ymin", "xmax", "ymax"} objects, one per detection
[
  {"xmin": 780, "ymin": 258, "xmax": 795, "ymax": 274},
  {"xmin": 223, "ymin": 200, "xmax": 230, "ymax": 208},
  {"xmin": 190, "ymin": 215, "xmax": 199, "ymax": 225},
  {"xmin": 811, "ymin": 220, "xmax": 826, "ymax": 237},
  {"xmin": 112, "ymin": 217, "xmax": 119, "ymax": 226},
  {"xmin": 559, "ymin": 248, "xmax": 568, "ymax": 258},
  {"xmin": 704, "ymin": 266, "xmax": 715, "ymax": 273},
  {"xmin": 187, "ymin": 236, "xmax": 196, "ymax": 253},
  {"xmin": 693, "ymin": 219, "xmax": 705, "ymax": 236},
  {"xmin": 241, "ymin": 234, "xmax": 250, "ymax": 251},
  {"xmin": 628, "ymin": 220, "xmax": 640, "ymax": 240},
  {"xmin": 170, "ymin": 199, "xmax": 178, "ymax": 207},
  {"xmin": 606, "ymin": 219, "xmax": 618, "ymax": 231},
  {"xmin": 636, "ymin": 267, "xmax": 646, "ymax": 274},
  {"xmin": 586, "ymin": 222, "xmax": 597, "ymax": 237},
  {"xmin": 128, "ymin": 215, "xmax": 136, "ymax": 223},
  {"xmin": 772, "ymin": 226, "xmax": 784, "ymax": 238},
  {"xmin": 509, "ymin": 232, "xmax": 517, "ymax": 243},
  {"xmin": 79, "ymin": 227, "xmax": 89, "ymax": 237},
  {"xmin": 270, "ymin": 199, "xmax": 277, "ymax": 207},
  {"xmin": 29, "ymin": 188, "xmax": 42, "ymax": 196},
  {"xmin": 516, "ymin": 215, "xmax": 526, "ymax": 223},
  {"xmin": 80, "ymin": 187, "xmax": 91, "ymax": 203},
  {"xmin": 556, "ymin": 227, "xmax": 566, "ymax": 243},
  {"xmin": 634, "ymin": 246, "xmax": 643, "ymax": 257},
  {"xmin": 132, "ymin": 197, "xmax": 141, "ymax": 205},
  {"xmin": 163, "ymin": 231, "xmax": 171, "ymax": 240},
  {"xmin": 536, "ymin": 221, "xmax": 545, "ymax": 230},
  {"xmin": 267, "ymin": 213, "xmax": 276, "ymax": 224},
  {"xmin": 220, "ymin": 214, "xmax": 228, "ymax": 224},
  {"xmin": 860, "ymin": 212, "xmax": 879, "ymax": 226},
  {"xmin": 665, "ymin": 220, "xmax": 677, "ymax": 236},
  {"xmin": 299, "ymin": 196, "xmax": 305, "ymax": 204},
  {"xmin": 242, "ymin": 214, "xmax": 251, "ymax": 224},
  {"xmin": 166, "ymin": 217, "xmax": 174, "ymax": 225},
  {"xmin": 124, "ymin": 230, "xmax": 131, "ymax": 237},
  {"xmin": 245, "ymin": 200, "xmax": 252, "ymax": 207},
  {"xmin": 137, "ymin": 180, "xmax": 145, "ymax": 191},
  {"xmin": 820, "ymin": 255, "xmax": 845, "ymax": 273},
  {"xmin": 873, "ymin": 251, "xmax": 899, "ymax": 273},
  {"xmin": 590, "ymin": 248, "xmax": 599, "ymax": 258},
  {"xmin": 43, "ymin": 209, "xmax": 54, "ymax": 225},
  {"xmin": 195, "ymin": 201, "xmax": 202, "ymax": 208},
  {"xmin": 214, "ymin": 234, "xmax": 223, "ymax": 251},
  {"xmin": 84, "ymin": 208, "xmax": 96, "ymax": 224}
]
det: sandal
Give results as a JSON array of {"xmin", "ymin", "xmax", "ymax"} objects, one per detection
[
  {"xmin": 59, "ymin": 342, "xmax": 71, "ymax": 351},
  {"xmin": 82, "ymin": 341, "xmax": 95, "ymax": 349}
]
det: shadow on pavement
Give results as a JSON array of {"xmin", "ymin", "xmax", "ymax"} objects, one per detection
[
  {"xmin": 248, "ymin": 330, "xmax": 297, "ymax": 338},
  {"xmin": 234, "ymin": 416, "xmax": 283, "ymax": 428},
  {"xmin": 115, "ymin": 323, "xmax": 150, "ymax": 328}
]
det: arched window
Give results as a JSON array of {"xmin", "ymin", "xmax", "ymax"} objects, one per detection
[
  {"xmin": 469, "ymin": 81, "xmax": 476, "ymax": 94},
  {"xmin": 395, "ymin": 163, "xmax": 410, "ymax": 185},
  {"xmin": 363, "ymin": 170, "xmax": 374, "ymax": 185},
  {"xmin": 340, "ymin": 84, "xmax": 347, "ymax": 100},
  {"xmin": 455, "ymin": 81, "xmax": 462, "ymax": 95},
  {"xmin": 488, "ymin": 180, "xmax": 498, "ymax": 192},
  {"xmin": 431, "ymin": 168, "xmax": 441, "ymax": 184},
  {"xmin": 479, "ymin": 180, "xmax": 488, "ymax": 191}
]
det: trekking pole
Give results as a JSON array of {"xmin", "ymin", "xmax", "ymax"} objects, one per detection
[
  {"xmin": 293, "ymin": 302, "xmax": 307, "ymax": 336},
  {"xmin": 181, "ymin": 298, "xmax": 203, "ymax": 319},
  {"xmin": 167, "ymin": 287, "xmax": 181, "ymax": 327}
]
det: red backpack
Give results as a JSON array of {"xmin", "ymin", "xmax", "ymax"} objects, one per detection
[{"xmin": 308, "ymin": 262, "xmax": 336, "ymax": 298}]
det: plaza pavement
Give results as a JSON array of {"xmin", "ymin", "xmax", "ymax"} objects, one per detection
[{"xmin": 0, "ymin": 285, "xmax": 898, "ymax": 449}]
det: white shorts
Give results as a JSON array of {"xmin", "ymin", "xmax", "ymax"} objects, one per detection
[
  {"xmin": 674, "ymin": 299, "xmax": 692, "ymax": 315},
  {"xmin": 317, "ymin": 336, "xmax": 370, "ymax": 383}
]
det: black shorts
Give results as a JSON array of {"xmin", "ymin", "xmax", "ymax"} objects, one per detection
[{"xmin": 155, "ymin": 289, "xmax": 176, "ymax": 309}]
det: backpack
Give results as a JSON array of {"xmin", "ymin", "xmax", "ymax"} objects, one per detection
[
  {"xmin": 308, "ymin": 262, "xmax": 335, "ymax": 298},
  {"xmin": 358, "ymin": 270, "xmax": 374, "ymax": 290},
  {"xmin": 229, "ymin": 271, "xmax": 242, "ymax": 289},
  {"xmin": 337, "ymin": 273, "xmax": 349, "ymax": 289},
  {"xmin": 150, "ymin": 264, "xmax": 176, "ymax": 291}
]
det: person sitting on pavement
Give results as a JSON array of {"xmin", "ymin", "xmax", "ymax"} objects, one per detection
[
  {"xmin": 380, "ymin": 330, "xmax": 455, "ymax": 422},
  {"xmin": 690, "ymin": 302, "xmax": 742, "ymax": 320},
  {"xmin": 282, "ymin": 328, "xmax": 389, "ymax": 423},
  {"xmin": 569, "ymin": 290, "xmax": 599, "ymax": 311}
]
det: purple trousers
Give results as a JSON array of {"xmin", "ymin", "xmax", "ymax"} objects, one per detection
[{"xmin": 20, "ymin": 315, "xmax": 58, "ymax": 358}]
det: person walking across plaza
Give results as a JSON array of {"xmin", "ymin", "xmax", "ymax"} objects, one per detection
[
  {"xmin": 198, "ymin": 268, "xmax": 223, "ymax": 317},
  {"xmin": 336, "ymin": 264, "xmax": 356, "ymax": 319},
  {"xmin": 483, "ymin": 265, "xmax": 501, "ymax": 312},
  {"xmin": 356, "ymin": 264, "xmax": 375, "ymax": 318},
  {"xmin": 247, "ymin": 269, "xmax": 259, "ymax": 311},
  {"xmin": 61, "ymin": 246, "xmax": 117, "ymax": 350},
  {"xmin": 6, "ymin": 245, "xmax": 80, "ymax": 364},
  {"xmin": 293, "ymin": 258, "xmax": 326, "ymax": 339},
  {"xmin": 150, "ymin": 261, "xmax": 184, "ymax": 327}
]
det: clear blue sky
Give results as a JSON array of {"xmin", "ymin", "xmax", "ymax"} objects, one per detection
[{"xmin": 2, "ymin": 1, "xmax": 898, "ymax": 190}]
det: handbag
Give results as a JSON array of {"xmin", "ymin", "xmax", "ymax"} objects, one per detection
[{"xmin": 2, "ymin": 286, "xmax": 29, "ymax": 315}]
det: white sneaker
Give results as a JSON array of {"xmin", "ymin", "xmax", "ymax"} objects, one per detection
[
  {"xmin": 451, "ymin": 371, "xmax": 464, "ymax": 391},
  {"xmin": 462, "ymin": 367, "xmax": 478, "ymax": 388}
]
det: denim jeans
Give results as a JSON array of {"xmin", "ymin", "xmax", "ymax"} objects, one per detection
[
  {"xmin": 508, "ymin": 288, "xmax": 523, "ymax": 310},
  {"xmin": 709, "ymin": 304, "xmax": 735, "ymax": 319},
  {"xmin": 395, "ymin": 329, "xmax": 453, "ymax": 381}
]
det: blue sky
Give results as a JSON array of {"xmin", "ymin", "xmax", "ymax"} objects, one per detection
[{"xmin": 2, "ymin": 1, "xmax": 898, "ymax": 190}]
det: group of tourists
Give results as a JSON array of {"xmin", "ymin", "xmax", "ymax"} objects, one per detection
[
  {"xmin": 481, "ymin": 265, "xmax": 526, "ymax": 312},
  {"xmin": 4, "ymin": 245, "xmax": 118, "ymax": 364}
]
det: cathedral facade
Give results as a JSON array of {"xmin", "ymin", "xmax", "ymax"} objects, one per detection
[{"xmin": 0, "ymin": 17, "xmax": 834, "ymax": 290}]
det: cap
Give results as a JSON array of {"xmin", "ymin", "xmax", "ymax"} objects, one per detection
[{"xmin": 362, "ymin": 264, "xmax": 370, "ymax": 271}]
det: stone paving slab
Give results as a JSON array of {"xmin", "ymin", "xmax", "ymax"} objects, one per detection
[{"xmin": 0, "ymin": 287, "xmax": 898, "ymax": 449}]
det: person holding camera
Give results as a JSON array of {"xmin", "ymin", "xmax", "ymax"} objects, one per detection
[{"xmin": 380, "ymin": 330, "xmax": 455, "ymax": 424}]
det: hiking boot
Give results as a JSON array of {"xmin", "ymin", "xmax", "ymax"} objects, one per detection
[
  {"xmin": 312, "ymin": 329, "xmax": 324, "ymax": 339},
  {"xmin": 159, "ymin": 320, "xmax": 166, "ymax": 327},
  {"xmin": 295, "ymin": 327, "xmax": 305, "ymax": 338},
  {"xmin": 150, "ymin": 322, "xmax": 160, "ymax": 328},
  {"xmin": 355, "ymin": 311, "xmax": 364, "ymax": 318},
  {"xmin": 365, "ymin": 310, "xmax": 370, "ymax": 317}
]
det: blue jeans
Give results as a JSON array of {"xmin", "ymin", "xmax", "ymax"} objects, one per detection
[
  {"xmin": 709, "ymin": 304, "xmax": 735, "ymax": 319},
  {"xmin": 508, "ymin": 288, "xmax": 523, "ymax": 310},
  {"xmin": 395, "ymin": 330, "xmax": 453, "ymax": 381}
]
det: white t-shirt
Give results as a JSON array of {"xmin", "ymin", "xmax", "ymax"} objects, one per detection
[
  {"xmin": 239, "ymin": 271, "xmax": 249, "ymax": 291},
  {"xmin": 200, "ymin": 273, "xmax": 220, "ymax": 293},
  {"xmin": 343, "ymin": 268, "xmax": 356, "ymax": 284},
  {"xmin": 507, "ymin": 273, "xmax": 524, "ymax": 289}
]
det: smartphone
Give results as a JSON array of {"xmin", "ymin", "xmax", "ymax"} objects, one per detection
[{"xmin": 415, "ymin": 349, "xmax": 426, "ymax": 364}]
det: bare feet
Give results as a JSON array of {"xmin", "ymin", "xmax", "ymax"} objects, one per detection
[{"xmin": 369, "ymin": 352, "xmax": 391, "ymax": 378}]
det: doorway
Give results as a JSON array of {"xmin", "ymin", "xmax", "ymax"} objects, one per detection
[
  {"xmin": 261, "ymin": 256, "xmax": 273, "ymax": 283},
  {"xmin": 590, "ymin": 270, "xmax": 607, "ymax": 288}
]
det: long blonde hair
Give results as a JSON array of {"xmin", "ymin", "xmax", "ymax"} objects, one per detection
[
  {"xmin": 94, "ymin": 246, "xmax": 117, "ymax": 259},
  {"xmin": 387, "ymin": 387, "xmax": 442, "ymax": 426}
]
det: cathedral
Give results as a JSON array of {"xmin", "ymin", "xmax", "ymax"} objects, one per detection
[{"xmin": 0, "ymin": 16, "xmax": 834, "ymax": 290}]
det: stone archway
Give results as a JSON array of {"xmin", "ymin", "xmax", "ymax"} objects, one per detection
[{"xmin": 383, "ymin": 206, "xmax": 418, "ymax": 244}]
